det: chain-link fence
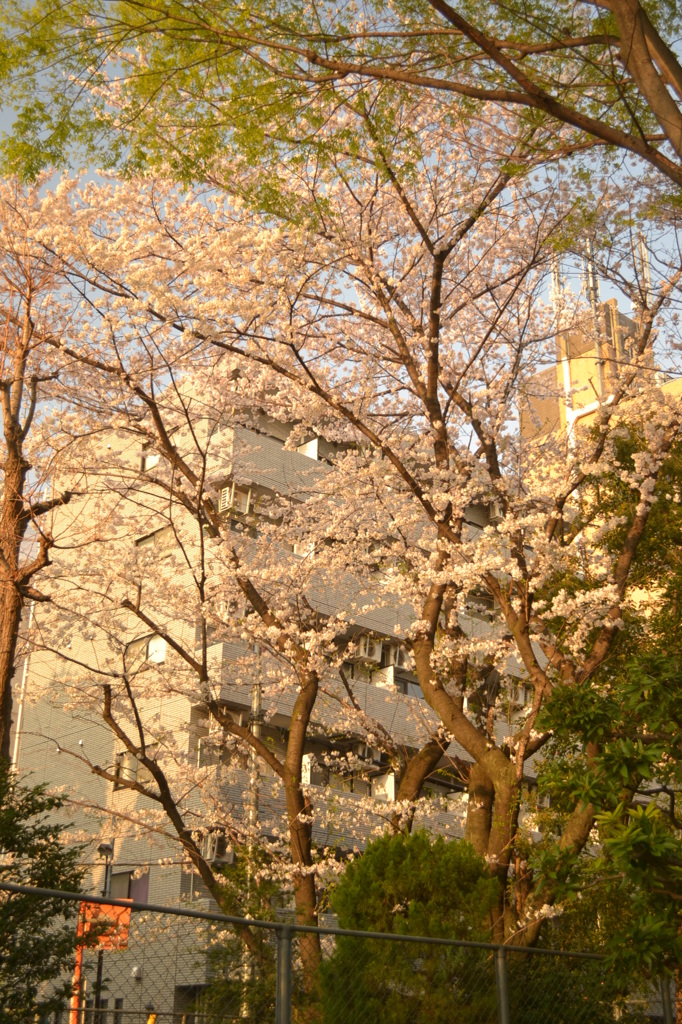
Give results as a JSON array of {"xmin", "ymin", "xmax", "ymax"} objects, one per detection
[{"xmin": 0, "ymin": 881, "xmax": 676, "ymax": 1024}]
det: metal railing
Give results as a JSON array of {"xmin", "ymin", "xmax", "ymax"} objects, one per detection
[{"xmin": 0, "ymin": 881, "xmax": 673, "ymax": 1024}]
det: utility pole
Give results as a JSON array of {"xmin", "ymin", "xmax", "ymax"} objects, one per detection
[
  {"xmin": 584, "ymin": 237, "xmax": 606, "ymax": 398},
  {"xmin": 93, "ymin": 841, "xmax": 113, "ymax": 1024}
]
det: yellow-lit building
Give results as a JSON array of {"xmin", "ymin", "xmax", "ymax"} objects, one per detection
[{"xmin": 521, "ymin": 299, "xmax": 644, "ymax": 440}]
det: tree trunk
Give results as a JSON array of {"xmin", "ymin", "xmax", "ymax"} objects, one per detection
[
  {"xmin": 465, "ymin": 762, "xmax": 494, "ymax": 855},
  {"xmin": 0, "ymin": 580, "xmax": 22, "ymax": 761},
  {"xmin": 394, "ymin": 735, "xmax": 450, "ymax": 832},
  {"xmin": 487, "ymin": 779, "xmax": 520, "ymax": 943},
  {"xmin": 284, "ymin": 772, "xmax": 322, "ymax": 993}
]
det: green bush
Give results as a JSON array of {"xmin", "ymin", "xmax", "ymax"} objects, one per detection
[{"xmin": 319, "ymin": 831, "xmax": 499, "ymax": 1024}]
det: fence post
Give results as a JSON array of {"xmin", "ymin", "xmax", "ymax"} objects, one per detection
[
  {"xmin": 495, "ymin": 947, "xmax": 510, "ymax": 1024},
  {"xmin": 275, "ymin": 925, "xmax": 293, "ymax": 1024},
  {"xmin": 661, "ymin": 976, "xmax": 674, "ymax": 1024}
]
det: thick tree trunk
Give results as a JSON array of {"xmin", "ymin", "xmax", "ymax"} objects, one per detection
[
  {"xmin": 465, "ymin": 762, "xmax": 494, "ymax": 855},
  {"xmin": 283, "ymin": 773, "xmax": 322, "ymax": 1009},
  {"xmin": 488, "ymin": 780, "xmax": 520, "ymax": 943},
  {"xmin": 608, "ymin": 0, "xmax": 682, "ymax": 160},
  {"xmin": 0, "ymin": 583, "xmax": 22, "ymax": 761},
  {"xmin": 393, "ymin": 735, "xmax": 450, "ymax": 832}
]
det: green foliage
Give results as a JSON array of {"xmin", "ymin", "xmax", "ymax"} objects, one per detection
[
  {"xmin": 506, "ymin": 954, "xmax": 629, "ymax": 1024},
  {"xmin": 1, "ymin": 0, "xmax": 682, "ymax": 184},
  {"xmin": 0, "ymin": 763, "xmax": 86, "ymax": 1022},
  {"xmin": 320, "ymin": 831, "xmax": 625, "ymax": 1024},
  {"xmin": 535, "ymin": 651, "xmax": 682, "ymax": 975},
  {"xmin": 534, "ymin": 436, "xmax": 682, "ymax": 974},
  {"xmin": 320, "ymin": 831, "xmax": 499, "ymax": 1024},
  {"xmin": 327, "ymin": 829, "xmax": 499, "ymax": 937}
]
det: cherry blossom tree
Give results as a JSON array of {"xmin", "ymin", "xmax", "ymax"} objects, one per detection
[
  {"xmin": 11, "ymin": 90, "xmax": 682, "ymax": 969},
  {"xmin": 25, "ymin": 336, "xmax": 454, "ymax": 981},
  {"xmin": 16, "ymin": 161, "xmax": 467, "ymax": 981}
]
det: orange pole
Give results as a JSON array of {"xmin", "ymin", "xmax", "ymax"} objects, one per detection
[{"xmin": 69, "ymin": 904, "xmax": 86, "ymax": 1024}]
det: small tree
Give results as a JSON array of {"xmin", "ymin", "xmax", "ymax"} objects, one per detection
[
  {"xmin": 0, "ymin": 764, "xmax": 85, "ymax": 1023},
  {"xmin": 320, "ymin": 831, "xmax": 500, "ymax": 1024}
]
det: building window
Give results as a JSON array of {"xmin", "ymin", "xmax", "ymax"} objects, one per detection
[
  {"xmin": 113, "ymin": 999, "xmax": 124, "ymax": 1024},
  {"xmin": 109, "ymin": 871, "xmax": 132, "ymax": 899},
  {"xmin": 371, "ymin": 771, "xmax": 396, "ymax": 802},
  {"xmin": 129, "ymin": 870, "xmax": 150, "ymax": 903},
  {"xmin": 109, "ymin": 869, "xmax": 149, "ymax": 901},
  {"xmin": 127, "ymin": 634, "xmax": 167, "ymax": 666},
  {"xmin": 113, "ymin": 750, "xmax": 139, "ymax": 788},
  {"xmin": 398, "ymin": 679, "xmax": 423, "ymax": 700},
  {"xmin": 509, "ymin": 683, "xmax": 532, "ymax": 707},
  {"xmin": 219, "ymin": 482, "xmax": 252, "ymax": 514}
]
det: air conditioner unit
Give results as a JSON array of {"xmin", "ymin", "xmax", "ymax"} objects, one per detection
[
  {"xmin": 386, "ymin": 645, "xmax": 411, "ymax": 671},
  {"xmin": 371, "ymin": 771, "xmax": 396, "ymax": 803},
  {"xmin": 357, "ymin": 636, "xmax": 382, "ymax": 664},
  {"xmin": 352, "ymin": 742, "xmax": 371, "ymax": 760},
  {"xmin": 230, "ymin": 709, "xmax": 249, "ymax": 728},
  {"xmin": 509, "ymin": 684, "xmax": 531, "ymax": 708},
  {"xmin": 301, "ymin": 753, "xmax": 327, "ymax": 786},
  {"xmin": 118, "ymin": 751, "xmax": 138, "ymax": 783},
  {"xmin": 200, "ymin": 832, "xmax": 235, "ymax": 865},
  {"xmin": 351, "ymin": 743, "xmax": 382, "ymax": 762},
  {"xmin": 296, "ymin": 437, "xmax": 318, "ymax": 461},
  {"xmin": 219, "ymin": 484, "xmax": 252, "ymax": 514},
  {"xmin": 219, "ymin": 485, "xmax": 232, "ymax": 513},
  {"xmin": 292, "ymin": 539, "xmax": 314, "ymax": 558}
]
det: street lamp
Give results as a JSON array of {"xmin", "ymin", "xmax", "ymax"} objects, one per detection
[
  {"xmin": 94, "ymin": 841, "xmax": 114, "ymax": 1024},
  {"xmin": 97, "ymin": 842, "xmax": 114, "ymax": 896}
]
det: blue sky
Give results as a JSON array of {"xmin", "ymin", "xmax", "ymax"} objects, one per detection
[{"xmin": 0, "ymin": 104, "xmax": 14, "ymax": 137}]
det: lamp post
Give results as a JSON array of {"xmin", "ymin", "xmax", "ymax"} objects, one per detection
[{"xmin": 94, "ymin": 841, "xmax": 113, "ymax": 1024}]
